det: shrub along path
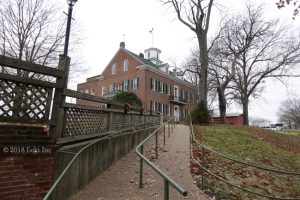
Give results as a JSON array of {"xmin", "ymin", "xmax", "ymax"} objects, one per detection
[{"xmin": 69, "ymin": 125, "xmax": 210, "ymax": 200}]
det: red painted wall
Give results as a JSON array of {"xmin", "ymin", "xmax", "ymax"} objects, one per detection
[{"xmin": 212, "ymin": 115, "xmax": 244, "ymax": 125}]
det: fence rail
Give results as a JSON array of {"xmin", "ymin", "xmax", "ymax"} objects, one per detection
[
  {"xmin": 0, "ymin": 55, "xmax": 160, "ymax": 140},
  {"xmin": 188, "ymin": 115, "xmax": 300, "ymax": 200}
]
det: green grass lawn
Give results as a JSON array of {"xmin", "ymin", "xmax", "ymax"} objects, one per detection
[
  {"xmin": 282, "ymin": 129, "xmax": 300, "ymax": 136},
  {"xmin": 192, "ymin": 125, "xmax": 300, "ymax": 199}
]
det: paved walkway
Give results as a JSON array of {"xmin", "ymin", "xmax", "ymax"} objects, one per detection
[{"xmin": 69, "ymin": 125, "xmax": 210, "ymax": 200}]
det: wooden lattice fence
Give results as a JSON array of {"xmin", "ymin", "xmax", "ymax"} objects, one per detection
[{"xmin": 0, "ymin": 55, "xmax": 160, "ymax": 142}]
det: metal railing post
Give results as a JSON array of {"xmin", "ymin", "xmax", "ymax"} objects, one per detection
[
  {"xmin": 139, "ymin": 145, "xmax": 144, "ymax": 188},
  {"xmin": 163, "ymin": 124, "xmax": 166, "ymax": 145},
  {"xmin": 168, "ymin": 122, "xmax": 170, "ymax": 138},
  {"xmin": 201, "ymin": 146, "xmax": 204, "ymax": 190},
  {"xmin": 155, "ymin": 132, "xmax": 158, "ymax": 159},
  {"xmin": 164, "ymin": 179, "xmax": 169, "ymax": 200}
]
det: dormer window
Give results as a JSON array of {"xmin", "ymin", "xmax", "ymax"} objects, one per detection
[{"xmin": 112, "ymin": 63, "xmax": 116, "ymax": 74}]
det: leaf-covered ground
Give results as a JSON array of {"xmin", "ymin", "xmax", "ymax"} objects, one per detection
[{"xmin": 191, "ymin": 125, "xmax": 300, "ymax": 200}]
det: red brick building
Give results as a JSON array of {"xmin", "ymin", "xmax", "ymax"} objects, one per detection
[
  {"xmin": 212, "ymin": 113, "xmax": 244, "ymax": 125},
  {"xmin": 77, "ymin": 42, "xmax": 197, "ymax": 122}
]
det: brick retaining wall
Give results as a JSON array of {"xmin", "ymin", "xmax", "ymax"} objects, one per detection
[{"xmin": 0, "ymin": 123, "xmax": 56, "ymax": 200}]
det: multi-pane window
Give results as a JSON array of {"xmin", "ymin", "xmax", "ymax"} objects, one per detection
[
  {"xmin": 150, "ymin": 100, "xmax": 155, "ymax": 111},
  {"xmin": 91, "ymin": 89, "xmax": 95, "ymax": 95},
  {"xmin": 132, "ymin": 77, "xmax": 139, "ymax": 90},
  {"xmin": 102, "ymin": 86, "xmax": 106, "ymax": 96},
  {"xmin": 159, "ymin": 81, "xmax": 163, "ymax": 93},
  {"xmin": 167, "ymin": 85, "xmax": 171, "ymax": 95},
  {"xmin": 123, "ymin": 59, "xmax": 128, "ymax": 71},
  {"xmin": 123, "ymin": 80, "xmax": 129, "ymax": 91},
  {"xmin": 166, "ymin": 104, "xmax": 170, "ymax": 116},
  {"xmin": 112, "ymin": 63, "xmax": 117, "ymax": 74},
  {"xmin": 158, "ymin": 103, "xmax": 162, "ymax": 113},
  {"xmin": 118, "ymin": 83, "xmax": 123, "ymax": 91},
  {"xmin": 151, "ymin": 78, "xmax": 156, "ymax": 90},
  {"xmin": 110, "ymin": 83, "xmax": 114, "ymax": 92}
]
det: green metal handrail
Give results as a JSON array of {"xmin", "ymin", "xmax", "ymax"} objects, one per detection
[
  {"xmin": 43, "ymin": 137, "xmax": 102, "ymax": 200},
  {"xmin": 43, "ymin": 121, "xmax": 159, "ymax": 200},
  {"xmin": 188, "ymin": 114, "xmax": 300, "ymax": 200},
  {"xmin": 135, "ymin": 118, "xmax": 188, "ymax": 200}
]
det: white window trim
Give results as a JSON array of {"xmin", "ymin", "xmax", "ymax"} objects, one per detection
[
  {"xmin": 123, "ymin": 80, "xmax": 128, "ymax": 91},
  {"xmin": 102, "ymin": 86, "xmax": 106, "ymax": 96},
  {"xmin": 167, "ymin": 85, "xmax": 171, "ymax": 95},
  {"xmin": 151, "ymin": 78, "xmax": 156, "ymax": 91},
  {"xmin": 123, "ymin": 59, "xmax": 128, "ymax": 71},
  {"xmin": 112, "ymin": 63, "xmax": 117, "ymax": 74},
  {"xmin": 132, "ymin": 77, "xmax": 138, "ymax": 90},
  {"xmin": 159, "ymin": 82, "xmax": 163, "ymax": 93}
]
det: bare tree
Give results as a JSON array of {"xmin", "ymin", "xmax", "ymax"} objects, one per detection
[
  {"xmin": 277, "ymin": 98, "xmax": 300, "ymax": 129},
  {"xmin": 162, "ymin": 0, "xmax": 214, "ymax": 106},
  {"xmin": 181, "ymin": 49, "xmax": 216, "ymax": 109},
  {"xmin": 0, "ymin": 0, "xmax": 65, "ymax": 70},
  {"xmin": 218, "ymin": 4, "xmax": 300, "ymax": 125}
]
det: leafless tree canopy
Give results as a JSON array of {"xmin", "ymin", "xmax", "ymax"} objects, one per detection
[
  {"xmin": 214, "ymin": 4, "xmax": 300, "ymax": 125},
  {"xmin": 0, "ymin": 0, "xmax": 65, "ymax": 67},
  {"xmin": 277, "ymin": 98, "xmax": 300, "ymax": 128},
  {"xmin": 162, "ymin": 0, "xmax": 214, "ymax": 105}
]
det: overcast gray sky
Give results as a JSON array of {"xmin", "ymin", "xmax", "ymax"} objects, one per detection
[{"xmin": 67, "ymin": 0, "xmax": 299, "ymax": 123}]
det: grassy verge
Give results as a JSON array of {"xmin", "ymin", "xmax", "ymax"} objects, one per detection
[
  {"xmin": 282, "ymin": 129, "xmax": 300, "ymax": 136},
  {"xmin": 192, "ymin": 125, "xmax": 300, "ymax": 200}
]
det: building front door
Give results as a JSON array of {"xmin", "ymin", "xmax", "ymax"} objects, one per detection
[{"xmin": 174, "ymin": 106, "xmax": 179, "ymax": 122}]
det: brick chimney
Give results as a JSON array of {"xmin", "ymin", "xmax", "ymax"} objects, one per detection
[
  {"xmin": 120, "ymin": 42, "xmax": 125, "ymax": 49},
  {"xmin": 139, "ymin": 53, "xmax": 144, "ymax": 58}
]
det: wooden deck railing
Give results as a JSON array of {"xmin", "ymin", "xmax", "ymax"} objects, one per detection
[{"xmin": 0, "ymin": 55, "xmax": 160, "ymax": 141}]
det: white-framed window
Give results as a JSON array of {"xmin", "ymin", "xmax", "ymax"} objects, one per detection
[
  {"xmin": 159, "ymin": 81, "xmax": 163, "ymax": 93},
  {"xmin": 123, "ymin": 59, "xmax": 128, "ymax": 71},
  {"xmin": 102, "ymin": 86, "xmax": 106, "ymax": 96},
  {"xmin": 158, "ymin": 103, "xmax": 162, "ymax": 113},
  {"xmin": 132, "ymin": 77, "xmax": 139, "ymax": 90},
  {"xmin": 85, "ymin": 89, "xmax": 89, "ymax": 94},
  {"xmin": 151, "ymin": 78, "xmax": 156, "ymax": 91},
  {"xmin": 91, "ymin": 89, "xmax": 95, "ymax": 95},
  {"xmin": 150, "ymin": 100, "xmax": 155, "ymax": 111},
  {"xmin": 167, "ymin": 85, "xmax": 171, "ymax": 95},
  {"xmin": 174, "ymin": 86, "xmax": 179, "ymax": 97},
  {"xmin": 118, "ymin": 83, "xmax": 123, "ymax": 91},
  {"xmin": 123, "ymin": 80, "xmax": 129, "ymax": 91},
  {"xmin": 110, "ymin": 83, "xmax": 114, "ymax": 92},
  {"xmin": 112, "ymin": 63, "xmax": 117, "ymax": 74},
  {"xmin": 166, "ymin": 104, "xmax": 170, "ymax": 116}
]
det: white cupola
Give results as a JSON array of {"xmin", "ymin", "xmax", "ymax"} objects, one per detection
[{"xmin": 144, "ymin": 47, "xmax": 162, "ymax": 66}]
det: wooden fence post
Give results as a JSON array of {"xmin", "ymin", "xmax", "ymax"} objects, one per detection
[{"xmin": 50, "ymin": 55, "xmax": 70, "ymax": 139}]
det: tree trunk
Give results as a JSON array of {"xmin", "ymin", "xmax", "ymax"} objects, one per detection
[
  {"xmin": 217, "ymin": 88, "xmax": 227, "ymax": 124},
  {"xmin": 242, "ymin": 98, "xmax": 249, "ymax": 125},
  {"xmin": 198, "ymin": 33, "xmax": 208, "ymax": 106}
]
